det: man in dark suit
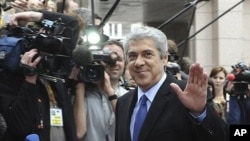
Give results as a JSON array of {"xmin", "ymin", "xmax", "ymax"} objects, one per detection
[{"xmin": 115, "ymin": 26, "xmax": 229, "ymax": 141}]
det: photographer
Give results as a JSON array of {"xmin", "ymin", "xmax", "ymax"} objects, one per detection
[
  {"xmin": 0, "ymin": 10, "xmax": 80, "ymax": 141},
  {"xmin": 72, "ymin": 40, "xmax": 128, "ymax": 141},
  {"xmin": 165, "ymin": 39, "xmax": 188, "ymax": 80},
  {"xmin": 226, "ymin": 62, "xmax": 250, "ymax": 124}
]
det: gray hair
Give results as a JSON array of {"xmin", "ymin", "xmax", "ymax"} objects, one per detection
[{"xmin": 123, "ymin": 26, "xmax": 168, "ymax": 58}]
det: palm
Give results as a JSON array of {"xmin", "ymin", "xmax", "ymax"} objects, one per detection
[{"xmin": 171, "ymin": 63, "xmax": 208, "ymax": 114}]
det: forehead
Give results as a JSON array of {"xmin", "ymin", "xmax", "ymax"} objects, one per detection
[
  {"xmin": 127, "ymin": 39, "xmax": 158, "ymax": 53},
  {"xmin": 103, "ymin": 44, "xmax": 124, "ymax": 57},
  {"xmin": 214, "ymin": 71, "xmax": 226, "ymax": 77}
]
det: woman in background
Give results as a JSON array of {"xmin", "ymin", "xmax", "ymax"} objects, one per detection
[{"xmin": 209, "ymin": 66, "xmax": 228, "ymax": 122}]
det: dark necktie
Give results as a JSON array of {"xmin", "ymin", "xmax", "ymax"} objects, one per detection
[{"xmin": 133, "ymin": 95, "xmax": 148, "ymax": 141}]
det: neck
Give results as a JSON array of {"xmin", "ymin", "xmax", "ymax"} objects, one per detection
[
  {"xmin": 214, "ymin": 87, "xmax": 224, "ymax": 98},
  {"xmin": 110, "ymin": 79, "xmax": 120, "ymax": 90}
]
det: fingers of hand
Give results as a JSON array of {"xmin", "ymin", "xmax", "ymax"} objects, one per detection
[
  {"xmin": 10, "ymin": 1, "xmax": 28, "ymax": 11},
  {"xmin": 189, "ymin": 63, "xmax": 206, "ymax": 84},
  {"xmin": 188, "ymin": 63, "xmax": 196, "ymax": 84},
  {"xmin": 21, "ymin": 49, "xmax": 40, "ymax": 67}
]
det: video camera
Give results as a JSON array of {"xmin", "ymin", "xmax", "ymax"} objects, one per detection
[
  {"xmin": 166, "ymin": 52, "xmax": 180, "ymax": 76},
  {"xmin": 4, "ymin": 18, "xmax": 66, "ymax": 53},
  {"xmin": 227, "ymin": 62, "xmax": 250, "ymax": 96},
  {"xmin": 72, "ymin": 43, "xmax": 118, "ymax": 83},
  {"xmin": 0, "ymin": 18, "xmax": 72, "ymax": 77}
]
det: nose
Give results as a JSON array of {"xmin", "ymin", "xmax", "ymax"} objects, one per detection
[
  {"xmin": 134, "ymin": 55, "xmax": 145, "ymax": 67},
  {"xmin": 214, "ymin": 78, "xmax": 221, "ymax": 83}
]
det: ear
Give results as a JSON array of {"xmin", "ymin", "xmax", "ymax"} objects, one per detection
[{"xmin": 162, "ymin": 52, "xmax": 168, "ymax": 65}]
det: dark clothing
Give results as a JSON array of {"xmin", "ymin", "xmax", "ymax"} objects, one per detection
[
  {"xmin": 0, "ymin": 113, "xmax": 6, "ymax": 140},
  {"xmin": 0, "ymin": 70, "xmax": 77, "ymax": 141},
  {"xmin": 115, "ymin": 72, "xmax": 229, "ymax": 141},
  {"xmin": 227, "ymin": 96, "xmax": 250, "ymax": 124},
  {"xmin": 0, "ymin": 11, "xmax": 79, "ymax": 141},
  {"xmin": 39, "ymin": 10, "xmax": 80, "ymax": 56}
]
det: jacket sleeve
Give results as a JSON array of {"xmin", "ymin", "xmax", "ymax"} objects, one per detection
[
  {"xmin": 0, "ymin": 72, "xmax": 40, "ymax": 136},
  {"xmin": 194, "ymin": 105, "xmax": 229, "ymax": 141}
]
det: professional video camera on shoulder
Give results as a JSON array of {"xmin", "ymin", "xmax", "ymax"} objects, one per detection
[
  {"xmin": 7, "ymin": 18, "xmax": 67, "ymax": 54},
  {"xmin": 227, "ymin": 62, "xmax": 250, "ymax": 97},
  {"xmin": 0, "ymin": 18, "xmax": 72, "ymax": 77},
  {"xmin": 72, "ymin": 42, "xmax": 118, "ymax": 83}
]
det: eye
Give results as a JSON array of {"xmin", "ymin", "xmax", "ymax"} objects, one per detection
[
  {"xmin": 128, "ymin": 53, "xmax": 137, "ymax": 60},
  {"xmin": 117, "ymin": 57, "xmax": 123, "ymax": 62},
  {"xmin": 144, "ymin": 52, "xmax": 153, "ymax": 58},
  {"xmin": 219, "ymin": 77, "xmax": 225, "ymax": 80}
]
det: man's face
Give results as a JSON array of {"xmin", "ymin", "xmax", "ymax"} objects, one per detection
[
  {"xmin": 103, "ymin": 44, "xmax": 125, "ymax": 82},
  {"xmin": 126, "ymin": 39, "xmax": 167, "ymax": 91}
]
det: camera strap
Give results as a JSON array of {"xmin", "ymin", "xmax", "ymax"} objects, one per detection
[
  {"xmin": 40, "ymin": 78, "xmax": 57, "ymax": 106},
  {"xmin": 40, "ymin": 78, "xmax": 64, "ymax": 127}
]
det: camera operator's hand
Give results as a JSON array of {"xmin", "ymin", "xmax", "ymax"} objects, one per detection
[
  {"xmin": 9, "ymin": 11, "xmax": 43, "ymax": 27},
  {"xmin": 69, "ymin": 66, "xmax": 80, "ymax": 80},
  {"xmin": 97, "ymin": 61, "xmax": 115, "ymax": 95},
  {"xmin": 10, "ymin": 0, "xmax": 29, "ymax": 11},
  {"xmin": 225, "ymin": 81, "xmax": 234, "ymax": 93},
  {"xmin": 20, "ymin": 49, "xmax": 41, "ymax": 84},
  {"xmin": 10, "ymin": 0, "xmax": 45, "ymax": 11},
  {"xmin": 102, "ymin": 71, "xmax": 115, "ymax": 95},
  {"xmin": 103, "ymin": 71, "xmax": 117, "ymax": 111}
]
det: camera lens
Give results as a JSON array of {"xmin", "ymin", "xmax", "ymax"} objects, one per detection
[{"xmin": 87, "ymin": 68, "xmax": 97, "ymax": 79}]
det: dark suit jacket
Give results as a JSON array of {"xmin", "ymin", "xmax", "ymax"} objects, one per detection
[
  {"xmin": 115, "ymin": 72, "xmax": 229, "ymax": 141},
  {"xmin": 0, "ymin": 70, "xmax": 77, "ymax": 141}
]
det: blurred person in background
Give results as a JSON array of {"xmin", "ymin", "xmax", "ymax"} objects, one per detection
[
  {"xmin": 72, "ymin": 40, "xmax": 128, "ymax": 141},
  {"xmin": 225, "ymin": 62, "xmax": 250, "ymax": 124},
  {"xmin": 165, "ymin": 39, "xmax": 188, "ymax": 80},
  {"xmin": 179, "ymin": 56, "xmax": 192, "ymax": 75},
  {"xmin": 208, "ymin": 66, "xmax": 228, "ymax": 122},
  {"xmin": 122, "ymin": 64, "xmax": 137, "ymax": 90}
]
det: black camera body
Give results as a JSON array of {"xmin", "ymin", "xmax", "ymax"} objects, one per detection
[
  {"xmin": 72, "ymin": 44, "xmax": 118, "ymax": 83},
  {"xmin": 166, "ymin": 62, "xmax": 180, "ymax": 76},
  {"xmin": 228, "ymin": 62, "xmax": 250, "ymax": 96},
  {"xmin": 78, "ymin": 64, "xmax": 104, "ymax": 82},
  {"xmin": 0, "ymin": 18, "xmax": 72, "ymax": 76},
  {"xmin": 166, "ymin": 53, "xmax": 180, "ymax": 76},
  {"xmin": 10, "ymin": 18, "xmax": 66, "ymax": 54},
  {"xmin": 92, "ymin": 50, "xmax": 118, "ymax": 65},
  {"xmin": 80, "ymin": 50, "xmax": 118, "ymax": 83}
]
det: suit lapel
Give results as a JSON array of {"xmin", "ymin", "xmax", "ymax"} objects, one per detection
[
  {"xmin": 122, "ymin": 89, "xmax": 138, "ymax": 141},
  {"xmin": 138, "ymin": 73, "xmax": 176, "ymax": 140}
]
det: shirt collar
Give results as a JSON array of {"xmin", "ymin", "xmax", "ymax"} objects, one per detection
[{"xmin": 137, "ymin": 73, "xmax": 167, "ymax": 103}]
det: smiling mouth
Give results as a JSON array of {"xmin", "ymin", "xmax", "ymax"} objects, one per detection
[
  {"xmin": 136, "ymin": 70, "xmax": 147, "ymax": 73},
  {"xmin": 110, "ymin": 68, "xmax": 119, "ymax": 71}
]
